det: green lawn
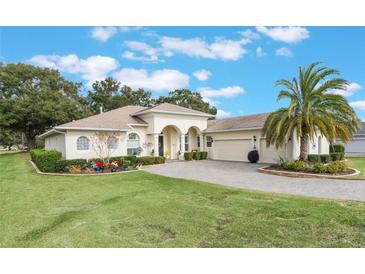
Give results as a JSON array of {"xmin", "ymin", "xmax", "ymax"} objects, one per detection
[
  {"xmin": 1, "ymin": 153, "xmax": 365, "ymax": 247},
  {"xmin": 347, "ymin": 157, "xmax": 365, "ymax": 179}
]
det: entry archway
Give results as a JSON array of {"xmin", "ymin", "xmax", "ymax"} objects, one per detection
[{"xmin": 160, "ymin": 125, "xmax": 181, "ymax": 159}]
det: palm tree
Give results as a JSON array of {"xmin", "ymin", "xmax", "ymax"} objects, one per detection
[{"xmin": 263, "ymin": 62, "xmax": 360, "ymax": 161}]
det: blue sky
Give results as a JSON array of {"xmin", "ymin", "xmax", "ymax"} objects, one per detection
[{"xmin": 1, "ymin": 26, "xmax": 364, "ymax": 119}]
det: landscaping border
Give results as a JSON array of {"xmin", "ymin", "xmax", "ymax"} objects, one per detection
[
  {"xmin": 29, "ymin": 160, "xmax": 167, "ymax": 176},
  {"xmin": 258, "ymin": 166, "xmax": 360, "ymax": 179}
]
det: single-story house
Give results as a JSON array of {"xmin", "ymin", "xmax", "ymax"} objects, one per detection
[
  {"xmin": 337, "ymin": 122, "xmax": 365, "ymax": 155},
  {"xmin": 40, "ymin": 103, "xmax": 329, "ymax": 163}
]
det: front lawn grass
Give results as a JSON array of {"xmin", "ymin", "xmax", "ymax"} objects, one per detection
[
  {"xmin": 347, "ymin": 157, "xmax": 365, "ymax": 179},
  {"xmin": 1, "ymin": 153, "xmax": 365, "ymax": 247}
]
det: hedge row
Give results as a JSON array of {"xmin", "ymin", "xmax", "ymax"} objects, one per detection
[
  {"xmin": 330, "ymin": 144, "xmax": 345, "ymax": 153},
  {"xmin": 184, "ymin": 151, "xmax": 208, "ymax": 161},
  {"xmin": 30, "ymin": 149, "xmax": 62, "ymax": 172},
  {"xmin": 307, "ymin": 154, "xmax": 331, "ymax": 163},
  {"xmin": 30, "ymin": 149, "xmax": 164, "ymax": 172}
]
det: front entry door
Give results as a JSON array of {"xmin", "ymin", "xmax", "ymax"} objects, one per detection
[{"xmin": 158, "ymin": 135, "xmax": 164, "ymax": 156}]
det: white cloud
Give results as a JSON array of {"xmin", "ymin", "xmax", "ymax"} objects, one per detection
[
  {"xmin": 29, "ymin": 54, "xmax": 118, "ymax": 86},
  {"xmin": 90, "ymin": 27, "xmax": 118, "ymax": 42},
  {"xmin": 275, "ymin": 47, "xmax": 293, "ymax": 57},
  {"xmin": 193, "ymin": 69, "xmax": 212, "ymax": 81},
  {"xmin": 198, "ymin": 86, "xmax": 245, "ymax": 98},
  {"xmin": 216, "ymin": 109, "xmax": 231, "ymax": 118},
  {"xmin": 202, "ymin": 97, "xmax": 220, "ymax": 107},
  {"xmin": 160, "ymin": 36, "xmax": 247, "ymax": 61},
  {"xmin": 350, "ymin": 99, "xmax": 365, "ymax": 111},
  {"xmin": 122, "ymin": 41, "xmax": 160, "ymax": 62},
  {"xmin": 240, "ymin": 29, "xmax": 260, "ymax": 40},
  {"xmin": 119, "ymin": 26, "xmax": 144, "ymax": 33},
  {"xmin": 256, "ymin": 26, "xmax": 309, "ymax": 43},
  {"xmin": 256, "ymin": 46, "xmax": 265, "ymax": 57},
  {"xmin": 330, "ymin": 82, "xmax": 362, "ymax": 97},
  {"xmin": 113, "ymin": 68, "xmax": 189, "ymax": 92}
]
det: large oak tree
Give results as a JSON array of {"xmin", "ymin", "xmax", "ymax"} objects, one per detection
[{"xmin": 0, "ymin": 63, "xmax": 90, "ymax": 149}]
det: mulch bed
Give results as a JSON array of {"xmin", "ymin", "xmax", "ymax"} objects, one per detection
[{"xmin": 265, "ymin": 165, "xmax": 355, "ymax": 176}]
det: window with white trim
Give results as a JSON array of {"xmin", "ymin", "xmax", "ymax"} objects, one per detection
[
  {"xmin": 197, "ymin": 136, "xmax": 200, "ymax": 148},
  {"xmin": 76, "ymin": 136, "xmax": 89, "ymax": 150},
  {"xmin": 127, "ymin": 133, "xmax": 140, "ymax": 155},
  {"xmin": 107, "ymin": 136, "xmax": 118, "ymax": 149},
  {"xmin": 206, "ymin": 136, "xmax": 213, "ymax": 148}
]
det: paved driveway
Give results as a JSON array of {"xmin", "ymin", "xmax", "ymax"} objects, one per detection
[{"xmin": 144, "ymin": 160, "xmax": 365, "ymax": 201}]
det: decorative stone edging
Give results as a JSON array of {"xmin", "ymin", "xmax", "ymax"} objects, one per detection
[{"xmin": 258, "ymin": 166, "xmax": 360, "ymax": 179}]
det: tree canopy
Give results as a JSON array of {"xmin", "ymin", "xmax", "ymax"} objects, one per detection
[
  {"xmin": 0, "ymin": 63, "xmax": 90, "ymax": 149},
  {"xmin": 263, "ymin": 62, "xmax": 360, "ymax": 160}
]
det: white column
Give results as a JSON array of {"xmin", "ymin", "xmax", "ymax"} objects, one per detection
[
  {"xmin": 199, "ymin": 134, "xmax": 204, "ymax": 151},
  {"xmin": 153, "ymin": 134, "xmax": 159, "ymax": 156},
  {"xmin": 180, "ymin": 134, "xmax": 186, "ymax": 153}
]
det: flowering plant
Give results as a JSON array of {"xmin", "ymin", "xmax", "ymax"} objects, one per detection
[
  {"xmin": 95, "ymin": 161, "xmax": 105, "ymax": 168},
  {"xmin": 117, "ymin": 160, "xmax": 123, "ymax": 167},
  {"xmin": 108, "ymin": 161, "xmax": 118, "ymax": 169}
]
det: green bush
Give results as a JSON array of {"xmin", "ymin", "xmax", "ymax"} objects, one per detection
[
  {"xmin": 30, "ymin": 149, "xmax": 62, "ymax": 172},
  {"xmin": 326, "ymin": 161, "xmax": 347, "ymax": 174},
  {"xmin": 54, "ymin": 160, "xmax": 68, "ymax": 173},
  {"xmin": 64, "ymin": 159, "xmax": 88, "ymax": 169},
  {"xmin": 308, "ymin": 154, "xmax": 320, "ymax": 163},
  {"xmin": 282, "ymin": 160, "xmax": 306, "ymax": 171},
  {"xmin": 184, "ymin": 152, "xmax": 193, "ymax": 161},
  {"xmin": 193, "ymin": 151, "xmax": 201, "ymax": 160},
  {"xmin": 330, "ymin": 152, "xmax": 344, "ymax": 161},
  {"xmin": 313, "ymin": 162, "xmax": 326, "ymax": 173},
  {"xmin": 136, "ymin": 156, "xmax": 165, "ymax": 166},
  {"xmin": 201, "ymin": 151, "xmax": 208, "ymax": 160},
  {"xmin": 320, "ymin": 154, "xmax": 331, "ymax": 163},
  {"xmin": 330, "ymin": 144, "xmax": 345, "ymax": 153}
]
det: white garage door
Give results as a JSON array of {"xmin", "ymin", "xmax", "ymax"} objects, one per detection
[
  {"xmin": 213, "ymin": 139, "xmax": 252, "ymax": 161},
  {"xmin": 259, "ymin": 139, "xmax": 286, "ymax": 163},
  {"xmin": 345, "ymin": 139, "xmax": 365, "ymax": 153}
]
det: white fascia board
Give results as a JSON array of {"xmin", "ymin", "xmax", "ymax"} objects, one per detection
[
  {"xmin": 55, "ymin": 127, "xmax": 129, "ymax": 132},
  {"xmin": 38, "ymin": 128, "xmax": 66, "ymax": 138}
]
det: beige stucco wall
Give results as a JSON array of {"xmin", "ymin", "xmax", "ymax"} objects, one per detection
[
  {"xmin": 44, "ymin": 133, "xmax": 66, "ymax": 158},
  {"xmin": 290, "ymin": 130, "xmax": 330, "ymax": 160},
  {"xmin": 61, "ymin": 126, "xmax": 150, "ymax": 160},
  {"xmin": 138, "ymin": 112, "xmax": 208, "ymax": 134}
]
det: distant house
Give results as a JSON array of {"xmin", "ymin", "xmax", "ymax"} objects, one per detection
[
  {"xmin": 40, "ymin": 103, "xmax": 329, "ymax": 163},
  {"xmin": 342, "ymin": 122, "xmax": 365, "ymax": 155}
]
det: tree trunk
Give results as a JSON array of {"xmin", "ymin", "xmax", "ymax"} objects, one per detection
[
  {"xmin": 27, "ymin": 135, "xmax": 36, "ymax": 150},
  {"xmin": 299, "ymin": 134, "xmax": 309, "ymax": 161}
]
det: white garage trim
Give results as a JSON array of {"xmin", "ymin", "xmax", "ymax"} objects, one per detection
[{"xmin": 214, "ymin": 137, "xmax": 252, "ymax": 141}]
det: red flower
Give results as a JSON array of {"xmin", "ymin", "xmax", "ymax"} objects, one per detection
[
  {"xmin": 117, "ymin": 160, "xmax": 123, "ymax": 167},
  {"xmin": 96, "ymin": 161, "xmax": 105, "ymax": 168}
]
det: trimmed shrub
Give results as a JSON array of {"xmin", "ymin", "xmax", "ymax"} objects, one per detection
[
  {"xmin": 184, "ymin": 152, "xmax": 193, "ymax": 161},
  {"xmin": 330, "ymin": 152, "xmax": 344, "ymax": 161},
  {"xmin": 248, "ymin": 150, "xmax": 259, "ymax": 163},
  {"xmin": 30, "ymin": 149, "xmax": 62, "ymax": 172},
  {"xmin": 308, "ymin": 154, "xmax": 320, "ymax": 163},
  {"xmin": 64, "ymin": 159, "xmax": 88, "ymax": 169},
  {"xmin": 330, "ymin": 144, "xmax": 345, "ymax": 153},
  {"xmin": 326, "ymin": 161, "xmax": 347, "ymax": 174},
  {"xmin": 313, "ymin": 162, "xmax": 326, "ymax": 173},
  {"xmin": 282, "ymin": 160, "xmax": 306, "ymax": 171},
  {"xmin": 54, "ymin": 160, "xmax": 68, "ymax": 173},
  {"xmin": 193, "ymin": 151, "xmax": 201, "ymax": 160},
  {"xmin": 201, "ymin": 151, "xmax": 208, "ymax": 160},
  {"xmin": 320, "ymin": 154, "xmax": 331, "ymax": 163},
  {"xmin": 136, "ymin": 156, "xmax": 165, "ymax": 166}
]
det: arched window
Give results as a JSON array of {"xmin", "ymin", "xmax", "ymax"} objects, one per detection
[
  {"xmin": 127, "ymin": 133, "xmax": 140, "ymax": 155},
  {"xmin": 107, "ymin": 136, "xmax": 118, "ymax": 150},
  {"xmin": 76, "ymin": 136, "xmax": 89, "ymax": 150}
]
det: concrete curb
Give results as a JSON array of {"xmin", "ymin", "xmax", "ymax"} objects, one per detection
[{"xmin": 258, "ymin": 166, "xmax": 360, "ymax": 179}]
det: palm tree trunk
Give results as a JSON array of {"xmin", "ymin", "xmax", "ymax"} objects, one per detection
[{"xmin": 299, "ymin": 134, "xmax": 309, "ymax": 161}]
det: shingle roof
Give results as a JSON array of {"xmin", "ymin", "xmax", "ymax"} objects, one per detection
[
  {"xmin": 132, "ymin": 103, "xmax": 214, "ymax": 117},
  {"xmin": 56, "ymin": 105, "xmax": 148, "ymax": 130},
  {"xmin": 204, "ymin": 113, "xmax": 270, "ymax": 132}
]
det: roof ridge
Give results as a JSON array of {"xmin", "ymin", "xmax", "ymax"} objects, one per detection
[{"xmin": 211, "ymin": 112, "xmax": 271, "ymax": 122}]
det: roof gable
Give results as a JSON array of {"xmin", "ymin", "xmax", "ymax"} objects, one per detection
[{"xmin": 132, "ymin": 103, "xmax": 214, "ymax": 117}]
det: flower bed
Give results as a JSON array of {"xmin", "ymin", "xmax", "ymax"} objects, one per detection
[
  {"xmin": 30, "ymin": 149, "xmax": 165, "ymax": 175},
  {"xmin": 260, "ymin": 160, "xmax": 358, "ymax": 178}
]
